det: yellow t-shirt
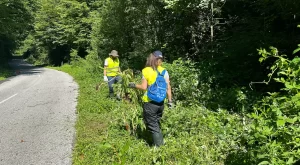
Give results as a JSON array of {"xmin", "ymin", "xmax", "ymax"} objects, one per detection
[{"xmin": 142, "ymin": 66, "xmax": 169, "ymax": 102}]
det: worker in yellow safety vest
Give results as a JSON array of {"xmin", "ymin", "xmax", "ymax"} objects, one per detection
[{"xmin": 103, "ymin": 50, "xmax": 122, "ymax": 98}]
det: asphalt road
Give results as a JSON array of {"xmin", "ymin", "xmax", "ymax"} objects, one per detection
[{"xmin": 0, "ymin": 59, "xmax": 78, "ymax": 165}]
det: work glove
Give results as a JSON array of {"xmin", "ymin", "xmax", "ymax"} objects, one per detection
[
  {"xmin": 167, "ymin": 101, "xmax": 173, "ymax": 109},
  {"xmin": 104, "ymin": 76, "xmax": 108, "ymax": 82},
  {"xmin": 128, "ymin": 82, "xmax": 136, "ymax": 88}
]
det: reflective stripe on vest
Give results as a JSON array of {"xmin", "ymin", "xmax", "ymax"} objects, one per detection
[{"xmin": 106, "ymin": 57, "xmax": 119, "ymax": 76}]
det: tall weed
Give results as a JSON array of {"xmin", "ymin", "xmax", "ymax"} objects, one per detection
[
  {"xmin": 53, "ymin": 59, "xmax": 246, "ymax": 164},
  {"xmin": 239, "ymin": 46, "xmax": 300, "ymax": 164}
]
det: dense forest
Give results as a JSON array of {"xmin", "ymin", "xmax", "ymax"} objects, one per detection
[
  {"xmin": 1, "ymin": 0, "xmax": 300, "ymax": 164},
  {"xmin": 2, "ymin": 0, "xmax": 300, "ymax": 90}
]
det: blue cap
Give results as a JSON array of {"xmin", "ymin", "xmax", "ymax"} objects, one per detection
[{"xmin": 153, "ymin": 50, "xmax": 163, "ymax": 58}]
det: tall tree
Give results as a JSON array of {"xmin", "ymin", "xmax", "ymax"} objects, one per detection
[
  {"xmin": 0, "ymin": 0, "xmax": 32, "ymax": 62},
  {"xmin": 19, "ymin": 0, "xmax": 91, "ymax": 65}
]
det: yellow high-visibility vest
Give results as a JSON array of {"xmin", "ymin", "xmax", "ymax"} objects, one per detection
[{"xmin": 105, "ymin": 57, "xmax": 120, "ymax": 76}]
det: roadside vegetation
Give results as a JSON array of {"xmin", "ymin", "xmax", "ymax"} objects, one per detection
[
  {"xmin": 0, "ymin": 64, "xmax": 13, "ymax": 81},
  {"xmin": 54, "ymin": 60, "xmax": 246, "ymax": 164},
  {"xmin": 2, "ymin": 0, "xmax": 300, "ymax": 164},
  {"xmin": 53, "ymin": 43, "xmax": 300, "ymax": 164}
]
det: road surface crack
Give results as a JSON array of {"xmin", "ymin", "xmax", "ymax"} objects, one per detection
[{"xmin": 27, "ymin": 101, "xmax": 52, "ymax": 108}]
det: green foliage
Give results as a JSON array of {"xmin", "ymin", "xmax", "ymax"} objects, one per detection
[
  {"xmin": 113, "ymin": 69, "xmax": 145, "ymax": 134},
  {"xmin": 0, "ymin": 65, "xmax": 13, "ymax": 81},
  {"xmin": 243, "ymin": 46, "xmax": 300, "ymax": 164},
  {"xmin": 51, "ymin": 41, "xmax": 300, "ymax": 164},
  {"xmin": 52, "ymin": 62, "xmax": 245, "ymax": 164},
  {"xmin": 17, "ymin": 0, "xmax": 91, "ymax": 65},
  {"xmin": 163, "ymin": 58, "xmax": 259, "ymax": 112},
  {"xmin": 8, "ymin": 0, "xmax": 300, "ymax": 164},
  {"xmin": 0, "ymin": 0, "xmax": 32, "ymax": 38},
  {"xmin": 34, "ymin": 0, "xmax": 90, "ymax": 47},
  {"xmin": 163, "ymin": 58, "xmax": 202, "ymax": 105},
  {"xmin": 0, "ymin": 0, "xmax": 32, "ymax": 60},
  {"xmin": 114, "ymin": 69, "xmax": 143, "ymax": 104}
]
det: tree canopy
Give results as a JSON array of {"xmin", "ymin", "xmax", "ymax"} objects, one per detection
[{"xmin": 0, "ymin": 0, "xmax": 32, "ymax": 62}]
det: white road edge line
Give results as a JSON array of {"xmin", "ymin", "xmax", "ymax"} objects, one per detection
[{"xmin": 0, "ymin": 93, "xmax": 18, "ymax": 105}]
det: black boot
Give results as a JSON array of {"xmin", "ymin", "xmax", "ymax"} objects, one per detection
[{"xmin": 152, "ymin": 132, "xmax": 164, "ymax": 147}]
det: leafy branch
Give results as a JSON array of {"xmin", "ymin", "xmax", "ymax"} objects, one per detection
[{"xmin": 249, "ymin": 47, "xmax": 282, "ymax": 90}]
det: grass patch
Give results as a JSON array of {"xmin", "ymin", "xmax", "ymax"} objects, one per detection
[
  {"xmin": 0, "ymin": 64, "xmax": 13, "ymax": 81},
  {"xmin": 52, "ymin": 64, "xmax": 245, "ymax": 164}
]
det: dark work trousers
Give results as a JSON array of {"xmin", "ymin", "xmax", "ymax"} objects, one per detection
[
  {"xmin": 107, "ymin": 76, "xmax": 121, "ymax": 94},
  {"xmin": 143, "ymin": 101, "xmax": 164, "ymax": 134}
]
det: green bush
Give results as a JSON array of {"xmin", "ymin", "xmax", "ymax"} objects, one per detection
[
  {"xmin": 164, "ymin": 58, "xmax": 259, "ymax": 113},
  {"xmin": 164, "ymin": 58, "xmax": 206, "ymax": 105},
  {"xmin": 241, "ymin": 47, "xmax": 300, "ymax": 165},
  {"xmin": 0, "ymin": 65, "xmax": 12, "ymax": 81}
]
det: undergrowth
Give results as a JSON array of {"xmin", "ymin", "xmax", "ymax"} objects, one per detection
[
  {"xmin": 0, "ymin": 64, "xmax": 13, "ymax": 81},
  {"xmin": 53, "ymin": 63, "xmax": 246, "ymax": 165},
  {"xmin": 51, "ymin": 42, "xmax": 300, "ymax": 164}
]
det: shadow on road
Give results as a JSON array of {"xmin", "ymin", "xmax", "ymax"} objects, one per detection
[{"xmin": 8, "ymin": 59, "xmax": 44, "ymax": 76}]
